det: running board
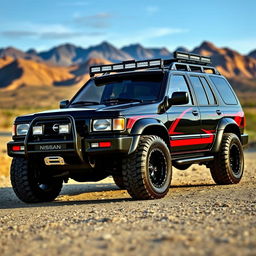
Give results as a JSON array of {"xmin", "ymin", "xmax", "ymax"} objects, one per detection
[{"xmin": 175, "ymin": 156, "xmax": 214, "ymax": 165}]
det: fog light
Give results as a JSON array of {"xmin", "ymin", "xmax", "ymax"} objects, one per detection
[
  {"xmin": 90, "ymin": 142, "xmax": 111, "ymax": 148},
  {"xmin": 12, "ymin": 146, "xmax": 24, "ymax": 151},
  {"xmin": 59, "ymin": 124, "xmax": 70, "ymax": 134},
  {"xmin": 91, "ymin": 142, "xmax": 99, "ymax": 148},
  {"xmin": 33, "ymin": 126, "xmax": 43, "ymax": 135}
]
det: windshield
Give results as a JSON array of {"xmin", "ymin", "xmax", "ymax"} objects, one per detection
[{"xmin": 71, "ymin": 72, "xmax": 164, "ymax": 106}]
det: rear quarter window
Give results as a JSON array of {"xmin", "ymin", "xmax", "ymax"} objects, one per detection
[{"xmin": 210, "ymin": 76, "xmax": 238, "ymax": 105}]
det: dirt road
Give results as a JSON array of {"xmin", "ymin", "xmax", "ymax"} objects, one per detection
[{"xmin": 0, "ymin": 152, "xmax": 256, "ymax": 256}]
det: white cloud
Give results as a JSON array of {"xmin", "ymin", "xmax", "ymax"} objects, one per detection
[
  {"xmin": 73, "ymin": 12, "xmax": 113, "ymax": 28},
  {"xmin": 122, "ymin": 27, "xmax": 188, "ymax": 43},
  {"xmin": 26, "ymin": 23, "xmax": 73, "ymax": 34},
  {"xmin": 0, "ymin": 22, "xmax": 106, "ymax": 41}
]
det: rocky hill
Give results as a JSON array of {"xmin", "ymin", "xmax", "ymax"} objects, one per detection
[
  {"xmin": 0, "ymin": 57, "xmax": 110, "ymax": 90},
  {"xmin": 0, "ymin": 41, "xmax": 256, "ymax": 94}
]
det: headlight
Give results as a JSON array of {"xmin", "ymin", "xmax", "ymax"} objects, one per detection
[
  {"xmin": 93, "ymin": 119, "xmax": 111, "ymax": 131},
  {"xmin": 92, "ymin": 118, "xmax": 125, "ymax": 132},
  {"xmin": 16, "ymin": 123, "xmax": 30, "ymax": 136}
]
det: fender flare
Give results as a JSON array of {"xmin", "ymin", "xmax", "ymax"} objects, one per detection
[
  {"xmin": 211, "ymin": 118, "xmax": 241, "ymax": 152},
  {"xmin": 128, "ymin": 118, "xmax": 170, "ymax": 154}
]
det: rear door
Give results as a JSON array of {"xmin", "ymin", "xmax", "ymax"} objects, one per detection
[
  {"xmin": 209, "ymin": 75, "xmax": 245, "ymax": 134},
  {"xmin": 188, "ymin": 75, "xmax": 221, "ymax": 150},
  {"xmin": 166, "ymin": 72, "xmax": 201, "ymax": 153}
]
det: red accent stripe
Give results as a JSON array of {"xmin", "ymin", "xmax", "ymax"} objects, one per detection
[
  {"xmin": 221, "ymin": 111, "xmax": 245, "ymax": 128},
  {"xmin": 233, "ymin": 112, "xmax": 245, "ymax": 128},
  {"xmin": 170, "ymin": 136, "xmax": 214, "ymax": 147},
  {"xmin": 168, "ymin": 108, "xmax": 192, "ymax": 135},
  {"xmin": 170, "ymin": 129, "xmax": 215, "ymax": 147},
  {"xmin": 126, "ymin": 115, "xmax": 157, "ymax": 129}
]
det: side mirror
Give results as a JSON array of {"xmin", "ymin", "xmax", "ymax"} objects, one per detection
[
  {"xmin": 59, "ymin": 100, "xmax": 69, "ymax": 109},
  {"xmin": 169, "ymin": 92, "xmax": 189, "ymax": 106}
]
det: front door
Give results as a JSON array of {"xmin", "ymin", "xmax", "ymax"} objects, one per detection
[{"xmin": 166, "ymin": 73, "xmax": 201, "ymax": 153}]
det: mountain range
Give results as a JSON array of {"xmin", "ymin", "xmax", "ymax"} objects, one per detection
[{"xmin": 0, "ymin": 41, "xmax": 256, "ymax": 91}]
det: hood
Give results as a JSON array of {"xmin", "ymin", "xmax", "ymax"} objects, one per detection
[{"xmin": 15, "ymin": 102, "xmax": 160, "ymax": 123}]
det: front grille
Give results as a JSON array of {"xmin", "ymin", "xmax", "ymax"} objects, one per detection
[{"xmin": 31, "ymin": 119, "xmax": 73, "ymax": 141}]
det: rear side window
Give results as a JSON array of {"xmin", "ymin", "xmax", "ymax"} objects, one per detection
[
  {"xmin": 210, "ymin": 76, "xmax": 237, "ymax": 105},
  {"xmin": 189, "ymin": 76, "xmax": 208, "ymax": 105},
  {"xmin": 200, "ymin": 77, "xmax": 217, "ymax": 105},
  {"xmin": 168, "ymin": 75, "xmax": 192, "ymax": 105}
]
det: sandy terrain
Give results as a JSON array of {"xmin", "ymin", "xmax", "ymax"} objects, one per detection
[{"xmin": 0, "ymin": 152, "xmax": 255, "ymax": 256}]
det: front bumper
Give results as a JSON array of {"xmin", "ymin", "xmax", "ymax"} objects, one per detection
[
  {"xmin": 7, "ymin": 135, "xmax": 139, "ymax": 158},
  {"xmin": 84, "ymin": 136, "xmax": 135, "ymax": 154}
]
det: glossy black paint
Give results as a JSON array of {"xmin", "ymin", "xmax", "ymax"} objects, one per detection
[{"xmin": 8, "ymin": 67, "xmax": 248, "ymax": 173}]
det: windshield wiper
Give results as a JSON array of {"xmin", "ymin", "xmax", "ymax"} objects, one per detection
[
  {"xmin": 71, "ymin": 101, "xmax": 100, "ymax": 106},
  {"xmin": 103, "ymin": 98, "xmax": 143, "ymax": 104}
]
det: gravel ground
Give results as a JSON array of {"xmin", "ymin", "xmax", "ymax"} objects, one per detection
[{"xmin": 0, "ymin": 152, "xmax": 256, "ymax": 256}]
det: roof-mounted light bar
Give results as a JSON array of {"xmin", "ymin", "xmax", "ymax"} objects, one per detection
[
  {"xmin": 90, "ymin": 59, "xmax": 163, "ymax": 77},
  {"xmin": 174, "ymin": 51, "xmax": 211, "ymax": 65}
]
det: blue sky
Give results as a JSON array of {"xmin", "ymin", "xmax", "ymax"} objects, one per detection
[{"xmin": 0, "ymin": 0, "xmax": 255, "ymax": 53}]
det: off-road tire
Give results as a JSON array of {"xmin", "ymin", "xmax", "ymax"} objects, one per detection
[
  {"xmin": 210, "ymin": 133, "xmax": 244, "ymax": 184},
  {"xmin": 122, "ymin": 135, "xmax": 172, "ymax": 200},
  {"xmin": 11, "ymin": 157, "xmax": 63, "ymax": 203},
  {"xmin": 112, "ymin": 175, "xmax": 125, "ymax": 189}
]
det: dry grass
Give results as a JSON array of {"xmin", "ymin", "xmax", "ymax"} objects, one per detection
[
  {"xmin": 0, "ymin": 84, "xmax": 81, "ymax": 131},
  {"xmin": 0, "ymin": 108, "xmax": 51, "ymax": 131},
  {"xmin": 244, "ymin": 107, "xmax": 256, "ymax": 142},
  {"xmin": 0, "ymin": 85, "xmax": 81, "ymax": 109},
  {"xmin": 0, "ymin": 136, "xmax": 11, "ymax": 178}
]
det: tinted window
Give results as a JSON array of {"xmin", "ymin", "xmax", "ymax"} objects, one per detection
[
  {"xmin": 168, "ymin": 75, "xmax": 192, "ymax": 105},
  {"xmin": 200, "ymin": 77, "xmax": 217, "ymax": 105},
  {"xmin": 210, "ymin": 76, "xmax": 237, "ymax": 105},
  {"xmin": 190, "ymin": 76, "xmax": 208, "ymax": 105}
]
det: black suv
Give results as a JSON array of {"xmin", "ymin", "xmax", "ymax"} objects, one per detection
[{"xmin": 7, "ymin": 51, "xmax": 248, "ymax": 203}]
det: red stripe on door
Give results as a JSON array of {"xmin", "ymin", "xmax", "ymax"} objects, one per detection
[
  {"xmin": 170, "ymin": 129, "xmax": 214, "ymax": 147},
  {"xmin": 168, "ymin": 108, "xmax": 192, "ymax": 135},
  {"xmin": 170, "ymin": 136, "xmax": 214, "ymax": 147}
]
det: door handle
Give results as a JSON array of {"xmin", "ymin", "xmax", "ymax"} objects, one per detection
[
  {"xmin": 192, "ymin": 110, "xmax": 199, "ymax": 116},
  {"xmin": 216, "ymin": 110, "xmax": 222, "ymax": 115}
]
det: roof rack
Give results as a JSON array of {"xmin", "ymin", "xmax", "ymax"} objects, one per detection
[
  {"xmin": 90, "ymin": 59, "xmax": 163, "ymax": 77},
  {"xmin": 173, "ymin": 51, "xmax": 211, "ymax": 65},
  {"xmin": 89, "ymin": 51, "xmax": 212, "ymax": 77}
]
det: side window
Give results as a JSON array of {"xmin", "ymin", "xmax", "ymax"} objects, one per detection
[
  {"xmin": 168, "ymin": 75, "xmax": 192, "ymax": 105},
  {"xmin": 210, "ymin": 76, "xmax": 238, "ymax": 105},
  {"xmin": 189, "ymin": 76, "xmax": 208, "ymax": 105},
  {"xmin": 200, "ymin": 77, "xmax": 217, "ymax": 105}
]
